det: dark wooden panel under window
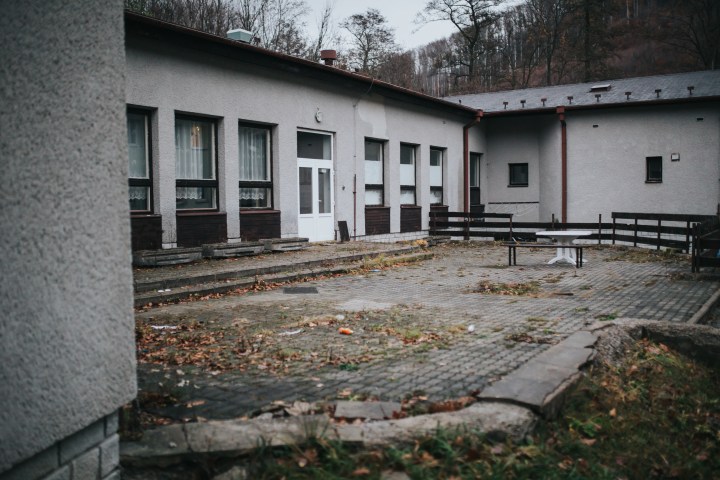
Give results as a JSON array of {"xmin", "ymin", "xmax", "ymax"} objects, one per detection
[
  {"xmin": 131, "ymin": 214, "xmax": 163, "ymax": 251},
  {"xmin": 401, "ymin": 205, "xmax": 422, "ymax": 233},
  {"xmin": 365, "ymin": 206, "xmax": 390, "ymax": 235},
  {"xmin": 240, "ymin": 210, "xmax": 281, "ymax": 241},
  {"xmin": 177, "ymin": 212, "xmax": 227, "ymax": 247}
]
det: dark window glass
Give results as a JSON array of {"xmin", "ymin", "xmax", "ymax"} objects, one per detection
[
  {"xmin": 646, "ymin": 156, "xmax": 662, "ymax": 183},
  {"xmin": 509, "ymin": 163, "xmax": 528, "ymax": 187}
]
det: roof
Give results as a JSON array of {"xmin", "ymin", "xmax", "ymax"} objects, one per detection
[
  {"xmin": 446, "ymin": 70, "xmax": 720, "ymax": 114},
  {"xmin": 124, "ymin": 11, "xmax": 477, "ymax": 118}
]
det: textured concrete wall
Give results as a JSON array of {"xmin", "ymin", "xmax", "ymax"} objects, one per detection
[
  {"xmin": 125, "ymin": 39, "xmax": 471, "ymax": 241},
  {"xmin": 0, "ymin": 1, "xmax": 136, "ymax": 474}
]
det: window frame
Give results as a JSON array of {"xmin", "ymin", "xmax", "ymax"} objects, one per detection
[
  {"xmin": 508, "ymin": 162, "xmax": 529, "ymax": 187},
  {"xmin": 645, "ymin": 156, "xmax": 662, "ymax": 183},
  {"xmin": 400, "ymin": 143, "xmax": 417, "ymax": 205},
  {"xmin": 127, "ymin": 107, "xmax": 153, "ymax": 214},
  {"xmin": 429, "ymin": 147, "xmax": 444, "ymax": 206},
  {"xmin": 364, "ymin": 138, "xmax": 385, "ymax": 206},
  {"xmin": 238, "ymin": 122, "xmax": 273, "ymax": 210},
  {"xmin": 469, "ymin": 152, "xmax": 482, "ymax": 207},
  {"xmin": 175, "ymin": 114, "xmax": 219, "ymax": 211}
]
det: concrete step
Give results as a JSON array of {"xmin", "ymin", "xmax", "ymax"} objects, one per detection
[{"xmin": 134, "ymin": 251, "xmax": 432, "ymax": 307}]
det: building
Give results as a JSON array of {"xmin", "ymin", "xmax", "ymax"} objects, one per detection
[
  {"xmin": 448, "ymin": 71, "xmax": 720, "ymax": 223},
  {"xmin": 125, "ymin": 12, "xmax": 481, "ymax": 249}
]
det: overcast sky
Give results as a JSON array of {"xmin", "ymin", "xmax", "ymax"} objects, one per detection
[{"xmin": 304, "ymin": 0, "xmax": 459, "ymax": 50}]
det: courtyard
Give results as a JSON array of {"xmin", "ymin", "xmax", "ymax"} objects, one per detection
[{"xmin": 130, "ymin": 241, "xmax": 718, "ymax": 426}]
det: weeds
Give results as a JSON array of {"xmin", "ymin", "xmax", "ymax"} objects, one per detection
[{"xmin": 473, "ymin": 280, "xmax": 541, "ymax": 296}]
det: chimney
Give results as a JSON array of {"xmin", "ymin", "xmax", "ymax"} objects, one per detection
[
  {"xmin": 320, "ymin": 50, "xmax": 337, "ymax": 66},
  {"xmin": 227, "ymin": 27, "xmax": 253, "ymax": 43}
]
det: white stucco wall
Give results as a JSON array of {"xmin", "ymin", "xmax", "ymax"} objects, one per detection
[
  {"xmin": 480, "ymin": 104, "xmax": 719, "ymax": 223},
  {"xmin": 125, "ymin": 38, "xmax": 473, "ymax": 242},
  {"xmin": 483, "ymin": 117, "xmax": 548, "ymax": 221},
  {"xmin": 0, "ymin": 1, "xmax": 136, "ymax": 473},
  {"xmin": 566, "ymin": 105, "xmax": 720, "ymax": 221}
]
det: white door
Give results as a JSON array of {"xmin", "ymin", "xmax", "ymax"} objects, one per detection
[{"xmin": 297, "ymin": 131, "xmax": 334, "ymax": 241}]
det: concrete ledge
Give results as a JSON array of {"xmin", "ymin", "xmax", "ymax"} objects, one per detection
[
  {"xmin": 121, "ymin": 403, "xmax": 536, "ymax": 468},
  {"xmin": 133, "ymin": 248, "xmax": 203, "ymax": 267},
  {"xmin": 477, "ymin": 330, "xmax": 598, "ymax": 418},
  {"xmin": 201, "ymin": 242, "xmax": 265, "ymax": 259}
]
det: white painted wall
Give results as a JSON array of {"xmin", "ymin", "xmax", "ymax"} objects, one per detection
[
  {"xmin": 566, "ymin": 105, "xmax": 720, "ymax": 221},
  {"xmin": 483, "ymin": 117, "xmax": 545, "ymax": 221},
  {"xmin": 479, "ymin": 105, "xmax": 719, "ymax": 224},
  {"xmin": 126, "ymin": 39, "xmax": 473, "ymax": 242}
]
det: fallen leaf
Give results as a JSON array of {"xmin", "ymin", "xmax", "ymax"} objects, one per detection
[
  {"xmin": 580, "ymin": 438, "xmax": 596, "ymax": 446},
  {"xmin": 609, "ymin": 408, "xmax": 617, "ymax": 417},
  {"xmin": 351, "ymin": 467, "xmax": 371, "ymax": 476}
]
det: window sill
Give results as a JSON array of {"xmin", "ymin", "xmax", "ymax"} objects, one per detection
[
  {"xmin": 508, "ymin": 184, "xmax": 528, "ymax": 188},
  {"xmin": 240, "ymin": 209, "xmax": 280, "ymax": 214},
  {"xmin": 177, "ymin": 210, "xmax": 224, "ymax": 216},
  {"xmin": 645, "ymin": 180, "xmax": 662, "ymax": 184},
  {"xmin": 401, "ymin": 204, "xmax": 421, "ymax": 209},
  {"xmin": 365, "ymin": 205, "xmax": 389, "ymax": 209}
]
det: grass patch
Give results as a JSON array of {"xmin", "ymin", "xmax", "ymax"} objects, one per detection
[
  {"xmin": 473, "ymin": 280, "xmax": 541, "ymax": 296},
  {"xmin": 229, "ymin": 338, "xmax": 719, "ymax": 479},
  {"xmin": 595, "ymin": 312, "xmax": 618, "ymax": 321}
]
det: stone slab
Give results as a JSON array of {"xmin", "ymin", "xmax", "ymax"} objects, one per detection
[
  {"xmin": 334, "ymin": 401, "xmax": 402, "ymax": 420},
  {"xmin": 533, "ymin": 346, "xmax": 594, "ymax": 371},
  {"xmin": 557, "ymin": 330, "xmax": 598, "ymax": 349}
]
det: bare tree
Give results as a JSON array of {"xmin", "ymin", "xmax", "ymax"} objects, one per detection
[
  {"xmin": 341, "ymin": 8, "xmax": 400, "ymax": 74},
  {"xmin": 416, "ymin": 0, "xmax": 505, "ymax": 82},
  {"xmin": 306, "ymin": 2, "xmax": 340, "ymax": 62},
  {"xmin": 525, "ymin": 0, "xmax": 575, "ymax": 85},
  {"xmin": 657, "ymin": 0, "xmax": 720, "ymax": 70}
]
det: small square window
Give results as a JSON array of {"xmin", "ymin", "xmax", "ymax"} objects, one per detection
[
  {"xmin": 646, "ymin": 156, "xmax": 662, "ymax": 183},
  {"xmin": 509, "ymin": 163, "xmax": 528, "ymax": 187}
]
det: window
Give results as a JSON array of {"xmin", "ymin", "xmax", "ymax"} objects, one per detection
[
  {"xmin": 400, "ymin": 144, "xmax": 416, "ymax": 205},
  {"xmin": 470, "ymin": 152, "xmax": 482, "ymax": 207},
  {"xmin": 175, "ymin": 116, "xmax": 217, "ymax": 210},
  {"xmin": 509, "ymin": 163, "xmax": 528, "ymax": 187},
  {"xmin": 297, "ymin": 131, "xmax": 332, "ymax": 159},
  {"xmin": 365, "ymin": 139, "xmax": 384, "ymax": 206},
  {"xmin": 646, "ymin": 156, "xmax": 662, "ymax": 183},
  {"xmin": 239, "ymin": 124, "xmax": 272, "ymax": 209},
  {"xmin": 430, "ymin": 148, "xmax": 444, "ymax": 205},
  {"xmin": 127, "ymin": 110, "xmax": 151, "ymax": 212}
]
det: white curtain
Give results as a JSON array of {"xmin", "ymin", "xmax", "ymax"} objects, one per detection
[
  {"xmin": 127, "ymin": 113, "xmax": 147, "ymax": 178},
  {"xmin": 239, "ymin": 126, "xmax": 268, "ymax": 181},
  {"xmin": 176, "ymin": 118, "xmax": 213, "ymax": 200}
]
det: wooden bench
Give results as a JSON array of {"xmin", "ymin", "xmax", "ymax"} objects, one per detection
[{"xmin": 503, "ymin": 242, "xmax": 584, "ymax": 267}]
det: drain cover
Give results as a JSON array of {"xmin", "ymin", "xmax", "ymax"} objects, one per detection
[{"xmin": 283, "ymin": 286, "xmax": 319, "ymax": 294}]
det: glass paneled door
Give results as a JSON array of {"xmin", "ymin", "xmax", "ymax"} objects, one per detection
[{"xmin": 297, "ymin": 131, "xmax": 334, "ymax": 241}]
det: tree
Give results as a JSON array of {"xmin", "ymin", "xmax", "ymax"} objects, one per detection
[
  {"xmin": 656, "ymin": 0, "xmax": 720, "ymax": 70},
  {"xmin": 416, "ymin": 0, "xmax": 505, "ymax": 83},
  {"xmin": 341, "ymin": 8, "xmax": 400, "ymax": 74},
  {"xmin": 306, "ymin": 2, "xmax": 340, "ymax": 62},
  {"xmin": 525, "ymin": 0, "xmax": 575, "ymax": 85}
]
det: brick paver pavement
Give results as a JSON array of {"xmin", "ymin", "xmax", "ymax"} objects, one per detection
[{"xmin": 135, "ymin": 242, "xmax": 718, "ymax": 422}]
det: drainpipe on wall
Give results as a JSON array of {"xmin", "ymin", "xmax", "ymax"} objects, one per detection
[
  {"xmin": 557, "ymin": 106, "xmax": 567, "ymax": 223},
  {"xmin": 463, "ymin": 110, "xmax": 484, "ymax": 214}
]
